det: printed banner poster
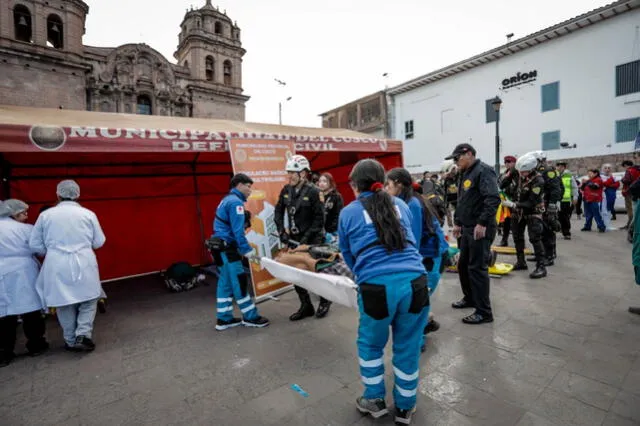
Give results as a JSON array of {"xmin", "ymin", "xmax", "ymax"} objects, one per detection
[{"xmin": 228, "ymin": 138, "xmax": 295, "ymax": 298}]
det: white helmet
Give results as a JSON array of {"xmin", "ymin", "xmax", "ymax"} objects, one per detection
[
  {"xmin": 526, "ymin": 150, "xmax": 546, "ymax": 161},
  {"xmin": 441, "ymin": 159, "xmax": 456, "ymax": 174},
  {"xmin": 515, "ymin": 154, "xmax": 538, "ymax": 173},
  {"xmin": 285, "ymin": 154, "xmax": 310, "ymax": 173}
]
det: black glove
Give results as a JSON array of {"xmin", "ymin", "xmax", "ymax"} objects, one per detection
[{"xmin": 279, "ymin": 232, "xmax": 290, "ymax": 245}]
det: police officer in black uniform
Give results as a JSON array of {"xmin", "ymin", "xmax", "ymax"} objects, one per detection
[
  {"xmin": 529, "ymin": 152, "xmax": 563, "ymax": 265},
  {"xmin": 501, "ymin": 155, "xmax": 548, "ymax": 279},
  {"xmin": 274, "ymin": 154, "xmax": 329, "ymax": 321},
  {"xmin": 446, "ymin": 144, "xmax": 500, "ymax": 325},
  {"xmin": 498, "ymin": 155, "xmax": 518, "ymax": 247}
]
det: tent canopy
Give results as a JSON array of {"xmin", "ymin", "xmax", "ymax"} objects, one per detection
[{"xmin": 0, "ymin": 105, "xmax": 403, "ymax": 282}]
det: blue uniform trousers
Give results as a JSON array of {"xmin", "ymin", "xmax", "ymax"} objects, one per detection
[
  {"xmin": 216, "ymin": 252, "xmax": 259, "ymax": 322},
  {"xmin": 421, "ymin": 256, "xmax": 441, "ymax": 349},
  {"xmin": 357, "ymin": 273, "xmax": 429, "ymax": 410}
]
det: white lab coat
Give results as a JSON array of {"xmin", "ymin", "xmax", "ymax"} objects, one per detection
[
  {"xmin": 29, "ymin": 202, "xmax": 106, "ymax": 308},
  {"xmin": 0, "ymin": 217, "xmax": 44, "ymax": 317}
]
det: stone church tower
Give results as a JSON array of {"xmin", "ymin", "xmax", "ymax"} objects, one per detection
[
  {"xmin": 0, "ymin": 0, "xmax": 249, "ymax": 120},
  {"xmin": 174, "ymin": 0, "xmax": 248, "ymax": 119}
]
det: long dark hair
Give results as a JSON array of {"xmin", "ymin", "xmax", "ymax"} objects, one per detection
[
  {"xmin": 386, "ymin": 168, "xmax": 436, "ymax": 235},
  {"xmin": 350, "ymin": 159, "xmax": 407, "ymax": 251}
]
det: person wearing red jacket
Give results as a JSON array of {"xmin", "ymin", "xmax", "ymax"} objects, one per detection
[
  {"xmin": 581, "ymin": 169, "xmax": 606, "ymax": 232},
  {"xmin": 621, "ymin": 160, "xmax": 640, "ymax": 230},
  {"xmin": 601, "ymin": 164, "xmax": 620, "ymax": 221}
]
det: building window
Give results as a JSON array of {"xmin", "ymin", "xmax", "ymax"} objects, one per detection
[
  {"xmin": 46, "ymin": 14, "xmax": 63, "ymax": 49},
  {"xmin": 326, "ymin": 117, "xmax": 335, "ymax": 128},
  {"xmin": 346, "ymin": 106, "xmax": 357, "ymax": 129},
  {"xmin": 223, "ymin": 60, "xmax": 232, "ymax": 85},
  {"xmin": 184, "ymin": 60, "xmax": 189, "ymax": 69},
  {"xmin": 136, "ymin": 95, "xmax": 152, "ymax": 115},
  {"xmin": 361, "ymin": 99, "xmax": 381, "ymax": 124},
  {"xmin": 205, "ymin": 56, "xmax": 214, "ymax": 81},
  {"xmin": 13, "ymin": 5, "xmax": 32, "ymax": 43},
  {"xmin": 541, "ymin": 81, "xmax": 559, "ymax": 112},
  {"xmin": 616, "ymin": 117, "xmax": 640, "ymax": 143},
  {"xmin": 215, "ymin": 21, "xmax": 222, "ymax": 34},
  {"xmin": 541, "ymin": 130, "xmax": 560, "ymax": 151},
  {"xmin": 405, "ymin": 120, "xmax": 414, "ymax": 139},
  {"xmin": 616, "ymin": 60, "xmax": 640, "ymax": 97},
  {"xmin": 485, "ymin": 99, "xmax": 498, "ymax": 123}
]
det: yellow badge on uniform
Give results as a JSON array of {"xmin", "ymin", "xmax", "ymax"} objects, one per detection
[
  {"xmin": 532, "ymin": 187, "xmax": 541, "ymax": 194},
  {"xmin": 547, "ymin": 171, "xmax": 556, "ymax": 179},
  {"xmin": 463, "ymin": 179, "xmax": 472, "ymax": 190}
]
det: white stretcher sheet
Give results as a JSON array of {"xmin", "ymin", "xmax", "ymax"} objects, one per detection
[{"xmin": 260, "ymin": 258, "xmax": 359, "ymax": 309}]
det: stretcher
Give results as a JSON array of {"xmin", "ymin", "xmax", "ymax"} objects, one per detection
[
  {"xmin": 445, "ymin": 247, "xmax": 514, "ymax": 276},
  {"xmin": 448, "ymin": 244, "xmax": 532, "ymax": 255},
  {"xmin": 261, "ymin": 257, "xmax": 358, "ymax": 309}
]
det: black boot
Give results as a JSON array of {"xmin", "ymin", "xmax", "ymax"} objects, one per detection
[
  {"xmin": 513, "ymin": 254, "xmax": 529, "ymax": 271},
  {"xmin": 529, "ymin": 263, "xmax": 547, "ymax": 279},
  {"xmin": 315, "ymin": 299, "xmax": 332, "ymax": 319},
  {"xmin": 290, "ymin": 296, "xmax": 315, "ymax": 321}
]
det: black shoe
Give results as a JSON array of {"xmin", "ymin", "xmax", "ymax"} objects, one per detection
[
  {"xmin": 216, "ymin": 317, "xmax": 243, "ymax": 331},
  {"xmin": 395, "ymin": 407, "xmax": 417, "ymax": 425},
  {"xmin": 65, "ymin": 343, "xmax": 82, "ymax": 352},
  {"xmin": 629, "ymin": 307, "xmax": 640, "ymax": 315},
  {"xmin": 513, "ymin": 261, "xmax": 528, "ymax": 271},
  {"xmin": 451, "ymin": 299, "xmax": 473, "ymax": 309},
  {"xmin": 98, "ymin": 299, "xmax": 107, "ymax": 314},
  {"xmin": 563, "ymin": 235, "xmax": 571, "ymax": 240},
  {"xmin": 74, "ymin": 336, "xmax": 95, "ymax": 352},
  {"xmin": 315, "ymin": 301, "xmax": 332, "ymax": 319},
  {"xmin": 243, "ymin": 316, "xmax": 270, "ymax": 328},
  {"xmin": 529, "ymin": 265, "xmax": 547, "ymax": 279},
  {"xmin": 0, "ymin": 352, "xmax": 15, "ymax": 368},
  {"xmin": 289, "ymin": 303, "xmax": 315, "ymax": 321},
  {"xmin": 355, "ymin": 397, "xmax": 389, "ymax": 418},
  {"xmin": 425, "ymin": 319, "xmax": 440, "ymax": 334},
  {"xmin": 28, "ymin": 341, "xmax": 50, "ymax": 357},
  {"xmin": 581, "ymin": 228, "xmax": 591, "ymax": 232},
  {"xmin": 462, "ymin": 313, "xmax": 493, "ymax": 324},
  {"xmin": 598, "ymin": 228, "xmax": 606, "ymax": 233}
]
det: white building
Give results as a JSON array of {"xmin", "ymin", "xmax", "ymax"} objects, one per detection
[{"xmin": 388, "ymin": 0, "xmax": 640, "ymax": 174}]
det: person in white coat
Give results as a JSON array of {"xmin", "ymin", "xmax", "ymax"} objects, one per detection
[
  {"xmin": 0, "ymin": 199, "xmax": 49, "ymax": 367},
  {"xmin": 29, "ymin": 180, "xmax": 106, "ymax": 352}
]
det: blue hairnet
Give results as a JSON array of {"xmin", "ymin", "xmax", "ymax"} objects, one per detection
[
  {"xmin": 56, "ymin": 180, "xmax": 81, "ymax": 200},
  {"xmin": 0, "ymin": 199, "xmax": 29, "ymax": 218}
]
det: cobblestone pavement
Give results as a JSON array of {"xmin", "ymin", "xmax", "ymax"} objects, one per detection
[{"xmin": 1, "ymin": 218, "xmax": 639, "ymax": 425}]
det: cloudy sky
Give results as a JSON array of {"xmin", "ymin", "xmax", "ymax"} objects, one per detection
[{"xmin": 83, "ymin": 0, "xmax": 611, "ymax": 127}]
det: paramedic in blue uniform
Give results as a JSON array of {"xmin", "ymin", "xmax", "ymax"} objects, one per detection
[
  {"xmin": 210, "ymin": 173, "xmax": 269, "ymax": 331},
  {"xmin": 446, "ymin": 143, "xmax": 500, "ymax": 325},
  {"xmin": 385, "ymin": 169, "xmax": 448, "ymax": 350},
  {"xmin": 339, "ymin": 159, "xmax": 429, "ymax": 426}
]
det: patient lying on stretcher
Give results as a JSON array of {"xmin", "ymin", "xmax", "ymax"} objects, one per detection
[{"xmin": 275, "ymin": 244, "xmax": 354, "ymax": 280}]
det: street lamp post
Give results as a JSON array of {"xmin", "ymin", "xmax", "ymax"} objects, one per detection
[
  {"xmin": 279, "ymin": 96, "xmax": 292, "ymax": 125},
  {"xmin": 491, "ymin": 96, "xmax": 503, "ymax": 176}
]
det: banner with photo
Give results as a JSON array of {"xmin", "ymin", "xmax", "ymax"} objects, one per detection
[{"xmin": 228, "ymin": 138, "xmax": 295, "ymax": 299}]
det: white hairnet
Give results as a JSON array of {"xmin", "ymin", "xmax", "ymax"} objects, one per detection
[
  {"xmin": 0, "ymin": 199, "xmax": 29, "ymax": 217},
  {"xmin": 56, "ymin": 180, "xmax": 80, "ymax": 200}
]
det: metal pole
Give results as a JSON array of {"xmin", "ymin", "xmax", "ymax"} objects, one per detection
[
  {"xmin": 279, "ymin": 101, "xmax": 282, "ymax": 125},
  {"xmin": 494, "ymin": 110, "xmax": 500, "ymax": 176}
]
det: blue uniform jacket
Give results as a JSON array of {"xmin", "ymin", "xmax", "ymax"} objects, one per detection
[
  {"xmin": 338, "ymin": 192, "xmax": 426, "ymax": 284},
  {"xmin": 213, "ymin": 189, "xmax": 252, "ymax": 255},
  {"xmin": 406, "ymin": 196, "xmax": 448, "ymax": 259}
]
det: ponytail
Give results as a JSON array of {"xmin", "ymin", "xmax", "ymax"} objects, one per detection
[
  {"xmin": 387, "ymin": 168, "xmax": 436, "ymax": 237},
  {"xmin": 350, "ymin": 160, "xmax": 408, "ymax": 252}
]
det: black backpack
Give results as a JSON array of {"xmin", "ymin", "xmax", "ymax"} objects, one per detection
[{"xmin": 163, "ymin": 262, "xmax": 201, "ymax": 292}]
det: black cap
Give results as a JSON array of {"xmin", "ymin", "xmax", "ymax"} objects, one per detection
[
  {"xmin": 622, "ymin": 160, "xmax": 634, "ymax": 167},
  {"xmin": 445, "ymin": 143, "xmax": 476, "ymax": 160},
  {"xmin": 556, "ymin": 161, "xmax": 568, "ymax": 166}
]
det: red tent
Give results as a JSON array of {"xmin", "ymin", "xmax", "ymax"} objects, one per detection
[{"xmin": 0, "ymin": 105, "xmax": 403, "ymax": 282}]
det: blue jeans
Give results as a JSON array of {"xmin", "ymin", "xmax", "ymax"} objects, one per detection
[
  {"xmin": 584, "ymin": 202, "xmax": 605, "ymax": 231},
  {"xmin": 357, "ymin": 273, "xmax": 429, "ymax": 410},
  {"xmin": 56, "ymin": 299, "xmax": 98, "ymax": 346},
  {"xmin": 216, "ymin": 252, "xmax": 259, "ymax": 322}
]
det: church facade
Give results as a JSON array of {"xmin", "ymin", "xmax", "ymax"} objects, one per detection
[{"xmin": 0, "ymin": 0, "xmax": 249, "ymax": 120}]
